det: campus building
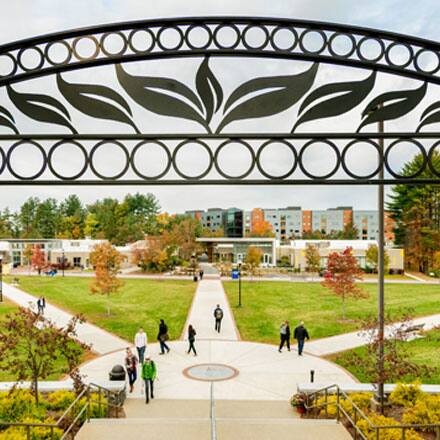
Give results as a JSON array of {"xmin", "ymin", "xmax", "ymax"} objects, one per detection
[
  {"xmin": 186, "ymin": 206, "xmax": 396, "ymax": 243},
  {"xmin": 0, "ymin": 239, "xmax": 132, "ymax": 269}
]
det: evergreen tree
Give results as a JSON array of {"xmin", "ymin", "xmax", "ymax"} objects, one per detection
[{"xmin": 388, "ymin": 151, "xmax": 440, "ymax": 272}]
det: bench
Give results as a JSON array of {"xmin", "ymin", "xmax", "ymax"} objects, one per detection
[{"xmin": 404, "ymin": 323, "xmax": 425, "ymax": 333}]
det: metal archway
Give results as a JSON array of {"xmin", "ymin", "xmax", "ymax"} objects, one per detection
[{"xmin": 0, "ymin": 16, "xmax": 439, "ymax": 186}]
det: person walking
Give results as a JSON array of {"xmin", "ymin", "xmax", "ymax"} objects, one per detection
[
  {"xmin": 213, "ymin": 304, "xmax": 224, "ymax": 333},
  {"xmin": 134, "ymin": 327, "xmax": 147, "ymax": 365},
  {"xmin": 187, "ymin": 324, "xmax": 197, "ymax": 356},
  {"xmin": 41, "ymin": 296, "xmax": 46, "ymax": 313},
  {"xmin": 141, "ymin": 356, "xmax": 157, "ymax": 404},
  {"xmin": 157, "ymin": 319, "xmax": 170, "ymax": 355},
  {"xmin": 278, "ymin": 321, "xmax": 289, "ymax": 352},
  {"xmin": 199, "ymin": 269, "xmax": 204, "ymax": 280},
  {"xmin": 125, "ymin": 347, "xmax": 138, "ymax": 393},
  {"xmin": 37, "ymin": 297, "xmax": 45, "ymax": 315},
  {"xmin": 294, "ymin": 321, "xmax": 310, "ymax": 356}
]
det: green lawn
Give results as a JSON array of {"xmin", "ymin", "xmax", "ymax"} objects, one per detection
[
  {"xmin": 327, "ymin": 328, "xmax": 440, "ymax": 384},
  {"xmin": 5, "ymin": 276, "xmax": 195, "ymax": 342},
  {"xmin": 223, "ymin": 281, "xmax": 440, "ymax": 344},
  {"xmin": 0, "ymin": 299, "xmax": 90, "ymax": 381}
]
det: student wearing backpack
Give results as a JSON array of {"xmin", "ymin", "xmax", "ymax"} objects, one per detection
[
  {"xmin": 141, "ymin": 356, "xmax": 157, "ymax": 404},
  {"xmin": 213, "ymin": 304, "xmax": 224, "ymax": 333},
  {"xmin": 187, "ymin": 324, "xmax": 197, "ymax": 356}
]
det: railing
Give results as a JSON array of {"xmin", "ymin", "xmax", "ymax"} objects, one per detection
[
  {"xmin": 210, "ymin": 382, "xmax": 217, "ymax": 440},
  {"xmin": 0, "ymin": 382, "xmax": 125, "ymax": 440},
  {"xmin": 304, "ymin": 384, "xmax": 440, "ymax": 440}
]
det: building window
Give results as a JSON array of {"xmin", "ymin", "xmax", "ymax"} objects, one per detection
[{"xmin": 73, "ymin": 257, "xmax": 81, "ymax": 267}]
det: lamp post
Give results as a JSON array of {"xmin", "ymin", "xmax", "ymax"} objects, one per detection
[
  {"xmin": 62, "ymin": 249, "xmax": 65, "ymax": 277},
  {"xmin": 191, "ymin": 253, "xmax": 196, "ymax": 281},
  {"xmin": 0, "ymin": 254, "xmax": 3, "ymax": 303},
  {"xmin": 238, "ymin": 262, "xmax": 242, "ymax": 307}
]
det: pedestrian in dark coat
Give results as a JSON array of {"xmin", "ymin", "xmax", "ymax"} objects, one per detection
[
  {"xmin": 213, "ymin": 304, "xmax": 224, "ymax": 333},
  {"xmin": 294, "ymin": 321, "xmax": 310, "ymax": 356},
  {"xmin": 199, "ymin": 270, "xmax": 204, "ymax": 280},
  {"xmin": 157, "ymin": 319, "xmax": 170, "ymax": 355},
  {"xmin": 187, "ymin": 324, "xmax": 197, "ymax": 356}
]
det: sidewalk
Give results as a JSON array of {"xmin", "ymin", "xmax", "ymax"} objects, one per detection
[
  {"xmin": 2, "ymin": 283, "xmax": 128, "ymax": 355},
  {"xmin": 183, "ymin": 278, "xmax": 239, "ymax": 341},
  {"xmin": 306, "ymin": 313, "xmax": 440, "ymax": 356}
]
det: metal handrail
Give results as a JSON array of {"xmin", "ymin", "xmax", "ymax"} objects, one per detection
[
  {"xmin": 303, "ymin": 384, "xmax": 440, "ymax": 440},
  {"xmin": 210, "ymin": 382, "xmax": 217, "ymax": 440},
  {"xmin": 0, "ymin": 382, "xmax": 125, "ymax": 440}
]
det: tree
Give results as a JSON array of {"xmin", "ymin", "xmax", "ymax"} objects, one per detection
[
  {"xmin": 89, "ymin": 242, "xmax": 125, "ymax": 316},
  {"xmin": 31, "ymin": 244, "xmax": 46, "ymax": 275},
  {"xmin": 163, "ymin": 217, "xmax": 202, "ymax": 262},
  {"xmin": 305, "ymin": 244, "xmax": 321, "ymax": 274},
  {"xmin": 245, "ymin": 246, "xmax": 263, "ymax": 276},
  {"xmin": 35, "ymin": 198, "xmax": 59, "ymax": 238},
  {"xmin": 131, "ymin": 239, "xmax": 170, "ymax": 273},
  {"xmin": 23, "ymin": 244, "xmax": 34, "ymax": 273},
  {"xmin": 18, "ymin": 197, "xmax": 40, "ymax": 238},
  {"xmin": 84, "ymin": 213, "xmax": 99, "ymax": 238},
  {"xmin": 0, "ymin": 308, "xmax": 87, "ymax": 405},
  {"xmin": 365, "ymin": 244, "xmax": 390, "ymax": 273},
  {"xmin": 321, "ymin": 247, "xmax": 368, "ymax": 320},
  {"xmin": 249, "ymin": 219, "xmax": 275, "ymax": 237},
  {"xmin": 341, "ymin": 311, "xmax": 434, "ymax": 413},
  {"xmin": 388, "ymin": 151, "xmax": 440, "ymax": 273},
  {"xmin": 201, "ymin": 226, "xmax": 225, "ymax": 237},
  {"xmin": 340, "ymin": 222, "xmax": 359, "ymax": 239}
]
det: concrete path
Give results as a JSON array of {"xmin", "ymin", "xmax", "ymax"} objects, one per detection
[
  {"xmin": 306, "ymin": 313, "xmax": 440, "ymax": 356},
  {"xmin": 183, "ymin": 278, "xmax": 239, "ymax": 341},
  {"xmin": 2, "ymin": 282, "xmax": 128, "ymax": 355},
  {"xmin": 79, "ymin": 340, "xmax": 355, "ymax": 400}
]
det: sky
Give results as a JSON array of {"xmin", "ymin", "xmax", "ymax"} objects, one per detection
[{"xmin": 0, "ymin": 0, "xmax": 439, "ymax": 213}]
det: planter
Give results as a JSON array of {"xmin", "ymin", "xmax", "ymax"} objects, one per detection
[{"xmin": 296, "ymin": 405, "xmax": 306, "ymax": 414}]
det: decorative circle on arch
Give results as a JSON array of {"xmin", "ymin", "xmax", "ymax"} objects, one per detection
[
  {"xmin": 214, "ymin": 140, "xmax": 256, "ymax": 179},
  {"xmin": 89, "ymin": 140, "xmax": 130, "ymax": 180},
  {"xmin": 256, "ymin": 140, "xmax": 298, "ymax": 179},
  {"xmin": 127, "ymin": 29, "xmax": 156, "ymax": 54},
  {"xmin": 131, "ymin": 140, "xmax": 172, "ymax": 180},
  {"xmin": 172, "ymin": 139, "xmax": 214, "ymax": 180},
  {"xmin": 328, "ymin": 32, "xmax": 356, "ymax": 58},
  {"xmin": 44, "ymin": 40, "xmax": 72, "ymax": 66},
  {"xmin": 0, "ymin": 146, "xmax": 6, "ymax": 175},
  {"xmin": 156, "ymin": 26, "xmax": 184, "ymax": 51},
  {"xmin": 0, "ymin": 53, "xmax": 18, "ymax": 77},
  {"xmin": 185, "ymin": 24, "xmax": 213, "ymax": 50},
  {"xmin": 299, "ymin": 29, "xmax": 328, "ymax": 55},
  {"xmin": 72, "ymin": 35, "xmax": 100, "ymax": 61},
  {"xmin": 384, "ymin": 139, "xmax": 428, "ymax": 178},
  {"xmin": 213, "ymin": 23, "xmax": 241, "ymax": 50},
  {"xmin": 7, "ymin": 140, "xmax": 47, "ymax": 180},
  {"xmin": 47, "ymin": 140, "xmax": 89, "ymax": 180},
  {"xmin": 17, "ymin": 46, "xmax": 45, "ymax": 72},
  {"xmin": 299, "ymin": 140, "xmax": 341, "ymax": 179},
  {"xmin": 100, "ymin": 31, "xmax": 128, "ymax": 57},
  {"xmin": 341, "ymin": 139, "xmax": 381, "ymax": 179},
  {"xmin": 269, "ymin": 26, "xmax": 298, "ymax": 52},
  {"xmin": 428, "ymin": 141, "xmax": 440, "ymax": 178},
  {"xmin": 241, "ymin": 25, "xmax": 270, "ymax": 50}
]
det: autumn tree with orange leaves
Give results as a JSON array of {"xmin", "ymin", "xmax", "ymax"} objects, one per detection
[
  {"xmin": 90, "ymin": 242, "xmax": 125, "ymax": 316},
  {"xmin": 31, "ymin": 244, "xmax": 46, "ymax": 275},
  {"xmin": 321, "ymin": 247, "xmax": 368, "ymax": 320},
  {"xmin": 249, "ymin": 219, "xmax": 274, "ymax": 238}
]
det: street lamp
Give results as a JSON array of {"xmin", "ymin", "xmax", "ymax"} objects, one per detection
[
  {"xmin": 191, "ymin": 253, "xmax": 196, "ymax": 281},
  {"xmin": 62, "ymin": 249, "xmax": 65, "ymax": 277},
  {"xmin": 0, "ymin": 254, "xmax": 3, "ymax": 303},
  {"xmin": 238, "ymin": 262, "xmax": 242, "ymax": 307}
]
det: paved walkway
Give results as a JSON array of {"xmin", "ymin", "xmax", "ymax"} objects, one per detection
[
  {"xmin": 306, "ymin": 313, "xmax": 440, "ymax": 356},
  {"xmin": 183, "ymin": 277, "xmax": 239, "ymax": 341},
  {"xmin": 2, "ymin": 282, "xmax": 128, "ymax": 355}
]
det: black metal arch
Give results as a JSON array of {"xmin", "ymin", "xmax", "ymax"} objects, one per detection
[{"xmin": 1, "ymin": 16, "xmax": 440, "ymax": 87}]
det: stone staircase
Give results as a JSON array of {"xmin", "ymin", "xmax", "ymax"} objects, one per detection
[{"xmin": 76, "ymin": 399, "xmax": 352, "ymax": 440}]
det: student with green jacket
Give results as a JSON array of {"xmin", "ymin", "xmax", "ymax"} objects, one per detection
[{"xmin": 141, "ymin": 356, "xmax": 157, "ymax": 404}]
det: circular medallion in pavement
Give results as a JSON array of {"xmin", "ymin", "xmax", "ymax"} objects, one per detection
[{"xmin": 183, "ymin": 363, "xmax": 239, "ymax": 382}]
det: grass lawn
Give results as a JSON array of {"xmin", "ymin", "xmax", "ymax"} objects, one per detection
[
  {"xmin": 0, "ymin": 299, "xmax": 90, "ymax": 381},
  {"xmin": 327, "ymin": 328, "xmax": 440, "ymax": 384},
  {"xmin": 223, "ymin": 281, "xmax": 440, "ymax": 344},
  {"xmin": 5, "ymin": 276, "xmax": 195, "ymax": 342}
]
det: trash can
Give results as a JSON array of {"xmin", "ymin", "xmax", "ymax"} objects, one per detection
[
  {"xmin": 193, "ymin": 275, "xmax": 198, "ymax": 282},
  {"xmin": 109, "ymin": 364, "xmax": 126, "ymax": 381}
]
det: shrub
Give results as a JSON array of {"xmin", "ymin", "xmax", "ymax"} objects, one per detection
[
  {"xmin": 389, "ymin": 383, "xmax": 424, "ymax": 408},
  {"xmin": 402, "ymin": 394, "xmax": 440, "ymax": 428},
  {"xmin": 1, "ymin": 417, "xmax": 63, "ymax": 440},
  {"xmin": 356, "ymin": 413, "xmax": 423, "ymax": 440},
  {"xmin": 44, "ymin": 390, "xmax": 76, "ymax": 411},
  {"xmin": 0, "ymin": 390, "xmax": 45, "ymax": 423},
  {"xmin": 315, "ymin": 392, "xmax": 373, "ymax": 417}
]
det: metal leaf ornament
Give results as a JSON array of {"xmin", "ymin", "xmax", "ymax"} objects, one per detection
[
  {"xmin": 115, "ymin": 64, "xmax": 208, "ymax": 131},
  {"xmin": 292, "ymin": 71, "xmax": 376, "ymax": 132},
  {"xmin": 195, "ymin": 57, "xmax": 223, "ymax": 125},
  {"xmin": 417, "ymin": 101, "xmax": 440, "ymax": 131},
  {"xmin": 217, "ymin": 63, "xmax": 318, "ymax": 133},
  {"xmin": 57, "ymin": 74, "xmax": 139, "ymax": 133},
  {"xmin": 0, "ymin": 104, "xmax": 17, "ymax": 133},
  {"xmin": 358, "ymin": 82, "xmax": 427, "ymax": 132},
  {"xmin": 7, "ymin": 85, "xmax": 76, "ymax": 133}
]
